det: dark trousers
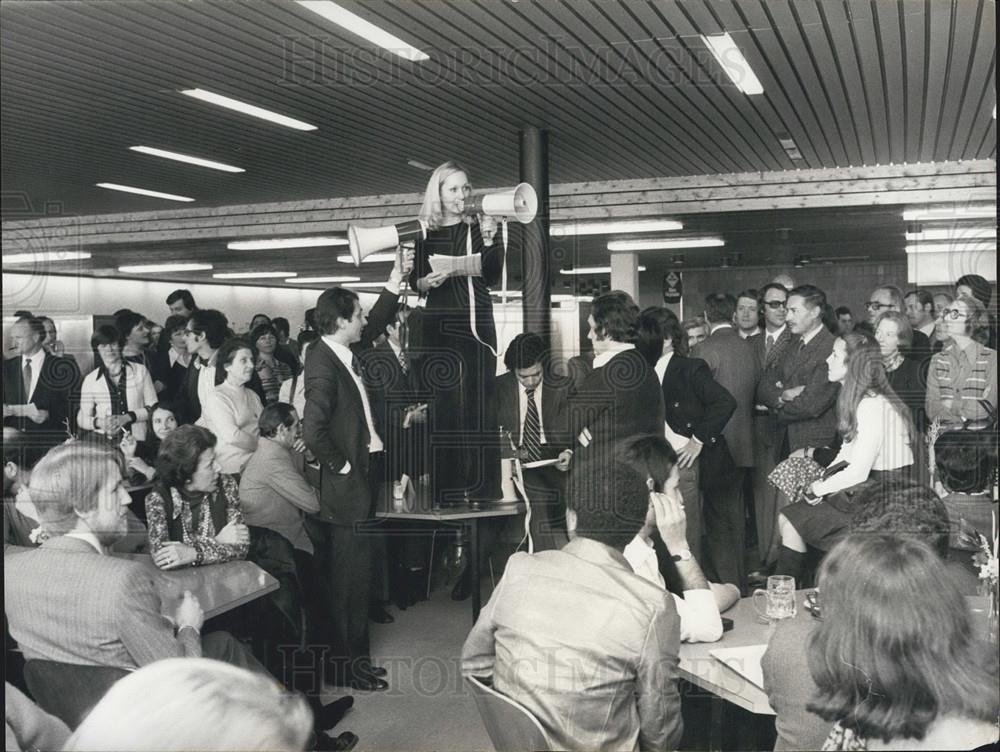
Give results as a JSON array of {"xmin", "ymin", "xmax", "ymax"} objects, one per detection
[
  {"xmin": 703, "ymin": 467, "xmax": 747, "ymax": 591},
  {"xmin": 520, "ymin": 465, "xmax": 568, "ymax": 552}
]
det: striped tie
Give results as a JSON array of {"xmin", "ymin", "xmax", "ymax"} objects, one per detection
[{"xmin": 523, "ymin": 387, "xmax": 542, "ymax": 462}]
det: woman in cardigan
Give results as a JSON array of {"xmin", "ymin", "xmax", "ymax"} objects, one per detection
[
  {"xmin": 251, "ymin": 323, "xmax": 296, "ymax": 405},
  {"xmin": 775, "ymin": 333, "xmax": 914, "ymax": 579},
  {"xmin": 77, "ymin": 325, "xmax": 157, "ymax": 441},
  {"xmin": 198, "ymin": 338, "xmax": 263, "ymax": 475},
  {"xmin": 145, "ymin": 424, "xmax": 249, "ymax": 569}
]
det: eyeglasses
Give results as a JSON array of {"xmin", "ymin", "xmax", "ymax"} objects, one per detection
[
  {"xmin": 762, "ymin": 300, "xmax": 787, "ymax": 309},
  {"xmin": 938, "ymin": 308, "xmax": 967, "ymax": 321},
  {"xmin": 865, "ymin": 302, "xmax": 894, "ymax": 312}
]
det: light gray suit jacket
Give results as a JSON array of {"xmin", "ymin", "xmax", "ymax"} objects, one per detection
[{"xmin": 4, "ymin": 536, "xmax": 200, "ymax": 669}]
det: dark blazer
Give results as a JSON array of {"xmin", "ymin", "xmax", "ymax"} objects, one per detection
[
  {"xmin": 659, "ymin": 353, "xmax": 737, "ymax": 484},
  {"xmin": 758, "ymin": 326, "xmax": 839, "ymax": 453},
  {"xmin": 363, "ymin": 340, "xmax": 424, "ymax": 479},
  {"xmin": 3, "ymin": 352, "xmax": 78, "ymax": 444},
  {"xmin": 691, "ymin": 326, "xmax": 758, "ymax": 467},
  {"xmin": 496, "ymin": 371, "xmax": 568, "ymax": 460},
  {"xmin": 302, "ymin": 289, "xmax": 399, "ymax": 526},
  {"xmin": 750, "ymin": 328, "xmax": 796, "ymax": 459}
]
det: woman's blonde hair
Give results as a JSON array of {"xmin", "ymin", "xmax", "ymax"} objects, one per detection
[
  {"xmin": 64, "ymin": 658, "xmax": 313, "ymax": 751},
  {"xmin": 28, "ymin": 440, "xmax": 125, "ymax": 535},
  {"xmin": 417, "ymin": 160, "xmax": 472, "ymax": 231}
]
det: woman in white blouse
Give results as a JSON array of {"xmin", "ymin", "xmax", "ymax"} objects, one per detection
[
  {"xmin": 77, "ymin": 325, "xmax": 157, "ymax": 441},
  {"xmin": 199, "ymin": 338, "xmax": 262, "ymax": 475},
  {"xmin": 775, "ymin": 332, "xmax": 914, "ymax": 579}
]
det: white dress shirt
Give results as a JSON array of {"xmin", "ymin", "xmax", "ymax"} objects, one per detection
[{"xmin": 322, "ymin": 336, "xmax": 383, "ymax": 454}]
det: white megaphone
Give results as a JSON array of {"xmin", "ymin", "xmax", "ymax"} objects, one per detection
[
  {"xmin": 463, "ymin": 182, "xmax": 538, "ymax": 226},
  {"xmin": 346, "ymin": 218, "xmax": 427, "ymax": 266}
]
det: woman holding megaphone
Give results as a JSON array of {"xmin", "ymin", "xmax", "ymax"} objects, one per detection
[{"xmin": 410, "ymin": 161, "xmax": 514, "ymax": 506}]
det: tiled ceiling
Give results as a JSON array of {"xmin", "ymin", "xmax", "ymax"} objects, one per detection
[{"xmin": 1, "ymin": 0, "xmax": 996, "ymax": 287}]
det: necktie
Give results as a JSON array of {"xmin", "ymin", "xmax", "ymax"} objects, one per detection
[
  {"xmin": 397, "ymin": 349, "xmax": 409, "ymax": 374},
  {"xmin": 523, "ymin": 387, "xmax": 542, "ymax": 462},
  {"xmin": 22, "ymin": 358, "xmax": 32, "ymax": 402},
  {"xmin": 351, "ymin": 353, "xmax": 362, "ymax": 378},
  {"xmin": 765, "ymin": 334, "xmax": 774, "ymax": 354}
]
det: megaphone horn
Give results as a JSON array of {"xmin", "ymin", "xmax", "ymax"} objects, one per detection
[
  {"xmin": 347, "ymin": 219, "xmax": 427, "ymax": 266},
  {"xmin": 465, "ymin": 182, "xmax": 538, "ymax": 225}
]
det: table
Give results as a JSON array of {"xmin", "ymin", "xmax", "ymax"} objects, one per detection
[
  {"xmin": 127, "ymin": 555, "xmax": 279, "ymax": 620},
  {"xmin": 374, "ymin": 488, "xmax": 523, "ymax": 623}
]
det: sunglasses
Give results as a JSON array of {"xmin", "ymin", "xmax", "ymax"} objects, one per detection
[{"xmin": 762, "ymin": 300, "xmax": 787, "ymax": 309}]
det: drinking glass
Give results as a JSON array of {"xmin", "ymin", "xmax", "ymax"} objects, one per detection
[{"xmin": 752, "ymin": 575, "xmax": 797, "ymax": 621}]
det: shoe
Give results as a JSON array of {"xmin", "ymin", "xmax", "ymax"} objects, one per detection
[
  {"xmin": 369, "ymin": 604, "xmax": 394, "ymax": 624},
  {"xmin": 349, "ymin": 675, "xmax": 388, "ymax": 692},
  {"xmin": 365, "ymin": 664, "xmax": 387, "ymax": 678},
  {"xmin": 313, "ymin": 730, "xmax": 359, "ymax": 751},
  {"xmin": 451, "ymin": 576, "xmax": 471, "ymax": 601},
  {"xmin": 313, "ymin": 695, "xmax": 354, "ymax": 731}
]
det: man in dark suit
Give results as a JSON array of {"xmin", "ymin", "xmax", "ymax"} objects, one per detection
[
  {"xmin": 302, "ymin": 257, "xmax": 408, "ymax": 692},
  {"xmin": 3, "ymin": 317, "xmax": 77, "ymax": 460},
  {"xmin": 758, "ymin": 284, "xmax": 840, "ymax": 457},
  {"xmin": 641, "ymin": 307, "xmax": 736, "ymax": 560},
  {"xmin": 176, "ymin": 308, "xmax": 229, "ymax": 426},
  {"xmin": 691, "ymin": 293, "xmax": 758, "ymax": 590},
  {"xmin": 496, "ymin": 332, "xmax": 569, "ymax": 552},
  {"xmin": 749, "ymin": 283, "xmax": 796, "ymax": 572}
]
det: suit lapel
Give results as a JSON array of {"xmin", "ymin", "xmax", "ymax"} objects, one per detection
[{"xmin": 322, "ymin": 341, "xmax": 366, "ymax": 420}]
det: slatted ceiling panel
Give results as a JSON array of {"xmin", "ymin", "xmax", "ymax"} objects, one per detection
[
  {"xmin": 757, "ymin": 0, "xmax": 851, "ymax": 165},
  {"xmin": 843, "ymin": 1, "xmax": 889, "ymax": 163},
  {"xmin": 933, "ymin": 1, "xmax": 975, "ymax": 162},
  {"xmin": 869, "ymin": 0, "xmax": 906, "ymax": 165},
  {"xmin": 972, "ymin": 90, "xmax": 998, "ymax": 159},
  {"xmin": 824, "ymin": 1, "xmax": 878, "ymax": 165},
  {"xmin": 920, "ymin": 0, "xmax": 951, "ymax": 162},
  {"xmin": 947, "ymin": 3, "xmax": 993, "ymax": 160},
  {"xmin": 901, "ymin": 0, "xmax": 925, "ymax": 160}
]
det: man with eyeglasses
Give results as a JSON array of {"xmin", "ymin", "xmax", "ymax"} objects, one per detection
[{"xmin": 865, "ymin": 285, "xmax": 931, "ymax": 360}]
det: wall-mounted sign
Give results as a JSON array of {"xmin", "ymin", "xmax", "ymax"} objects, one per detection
[{"xmin": 663, "ymin": 271, "xmax": 683, "ymax": 304}]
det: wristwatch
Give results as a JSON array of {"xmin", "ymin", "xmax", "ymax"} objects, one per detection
[{"xmin": 671, "ymin": 548, "xmax": 693, "ymax": 562}]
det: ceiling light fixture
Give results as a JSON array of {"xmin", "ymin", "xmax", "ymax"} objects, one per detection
[
  {"xmin": 3, "ymin": 251, "xmax": 92, "ymax": 265},
  {"xmin": 296, "ymin": 1, "xmax": 430, "ymax": 62},
  {"xmin": 95, "ymin": 183, "xmax": 194, "ymax": 202},
  {"xmin": 701, "ymin": 32, "xmax": 764, "ymax": 95},
  {"xmin": 905, "ymin": 227, "xmax": 996, "ymax": 242},
  {"xmin": 213, "ymin": 272, "xmax": 297, "ymax": 279},
  {"xmin": 129, "ymin": 146, "xmax": 245, "ymax": 173},
  {"xmin": 286, "ymin": 275, "xmax": 361, "ymax": 283},
  {"xmin": 560, "ymin": 265, "xmax": 647, "ymax": 275},
  {"xmin": 904, "ymin": 242, "xmax": 997, "ymax": 255},
  {"xmin": 407, "ymin": 159, "xmax": 436, "ymax": 171},
  {"xmin": 902, "ymin": 205, "xmax": 996, "ymax": 221},
  {"xmin": 180, "ymin": 88, "xmax": 317, "ymax": 131},
  {"xmin": 607, "ymin": 238, "xmax": 724, "ymax": 252},
  {"xmin": 118, "ymin": 263, "xmax": 213, "ymax": 273},
  {"xmin": 227, "ymin": 236, "xmax": 349, "ymax": 250},
  {"xmin": 343, "ymin": 281, "xmax": 396, "ymax": 288},
  {"xmin": 550, "ymin": 219, "xmax": 683, "ymax": 236}
]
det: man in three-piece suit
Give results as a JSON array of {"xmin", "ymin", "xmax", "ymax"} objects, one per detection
[
  {"xmin": 749, "ymin": 283, "xmax": 796, "ymax": 569},
  {"xmin": 3, "ymin": 317, "xmax": 77, "ymax": 460},
  {"xmin": 757, "ymin": 285, "xmax": 840, "ymax": 456},
  {"xmin": 302, "ymin": 256, "xmax": 408, "ymax": 692},
  {"xmin": 691, "ymin": 293, "xmax": 759, "ymax": 590},
  {"xmin": 496, "ymin": 332, "xmax": 569, "ymax": 552}
]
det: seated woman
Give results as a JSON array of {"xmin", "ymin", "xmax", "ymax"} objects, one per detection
[
  {"xmin": 123, "ymin": 401, "xmax": 180, "ymax": 485},
  {"xmin": 145, "ymin": 425, "xmax": 249, "ymax": 569},
  {"xmin": 199, "ymin": 338, "xmax": 263, "ymax": 475},
  {"xmin": 251, "ymin": 323, "xmax": 297, "ymax": 405},
  {"xmin": 808, "ymin": 534, "xmax": 998, "ymax": 750},
  {"xmin": 776, "ymin": 333, "xmax": 914, "ymax": 579},
  {"xmin": 77, "ymin": 324, "xmax": 157, "ymax": 441}
]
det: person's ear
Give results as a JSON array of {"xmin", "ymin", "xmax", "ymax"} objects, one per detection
[{"xmin": 3, "ymin": 461, "xmax": 18, "ymax": 482}]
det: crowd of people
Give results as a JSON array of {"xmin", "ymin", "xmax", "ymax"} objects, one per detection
[{"xmin": 4, "ymin": 159, "xmax": 999, "ymax": 752}]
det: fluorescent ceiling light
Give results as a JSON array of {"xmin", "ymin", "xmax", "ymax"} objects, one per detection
[
  {"xmin": 297, "ymin": 1, "xmax": 429, "ymax": 62},
  {"xmin": 129, "ymin": 146, "xmax": 245, "ymax": 173},
  {"xmin": 552, "ymin": 294, "xmax": 595, "ymax": 303},
  {"xmin": 607, "ymin": 238, "xmax": 725, "ymax": 251},
  {"xmin": 902, "ymin": 205, "xmax": 996, "ymax": 221},
  {"xmin": 213, "ymin": 272, "xmax": 297, "ymax": 279},
  {"xmin": 118, "ymin": 263, "xmax": 213, "ymax": 273},
  {"xmin": 3, "ymin": 251, "xmax": 92, "ymax": 265},
  {"xmin": 905, "ymin": 228, "xmax": 996, "ymax": 242},
  {"xmin": 228, "ymin": 236, "xmax": 348, "ymax": 250},
  {"xmin": 701, "ymin": 33, "xmax": 764, "ymax": 96},
  {"xmin": 550, "ymin": 219, "xmax": 683, "ymax": 236},
  {"xmin": 180, "ymin": 88, "xmax": 317, "ymax": 131},
  {"xmin": 96, "ymin": 183, "xmax": 194, "ymax": 202},
  {"xmin": 286, "ymin": 276, "xmax": 361, "ymax": 283},
  {"xmin": 344, "ymin": 281, "xmax": 394, "ymax": 288},
  {"xmin": 335, "ymin": 252, "xmax": 396, "ymax": 264},
  {"xmin": 407, "ymin": 159, "xmax": 435, "ymax": 171},
  {"xmin": 905, "ymin": 242, "xmax": 996, "ymax": 255},
  {"xmin": 560, "ymin": 265, "xmax": 648, "ymax": 275}
]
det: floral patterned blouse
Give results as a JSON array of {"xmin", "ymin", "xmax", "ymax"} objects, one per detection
[
  {"xmin": 822, "ymin": 723, "xmax": 868, "ymax": 751},
  {"xmin": 145, "ymin": 474, "xmax": 249, "ymax": 566}
]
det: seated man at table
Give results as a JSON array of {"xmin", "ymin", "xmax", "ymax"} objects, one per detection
[
  {"xmin": 461, "ymin": 435, "xmax": 684, "ymax": 752},
  {"xmin": 761, "ymin": 480, "xmax": 964, "ymax": 752}
]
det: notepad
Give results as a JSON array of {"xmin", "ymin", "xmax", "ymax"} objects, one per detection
[{"xmin": 709, "ymin": 644, "xmax": 768, "ymax": 690}]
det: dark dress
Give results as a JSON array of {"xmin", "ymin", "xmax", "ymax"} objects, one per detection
[
  {"xmin": 887, "ymin": 356, "xmax": 928, "ymax": 483},
  {"xmin": 410, "ymin": 220, "xmax": 509, "ymax": 503}
]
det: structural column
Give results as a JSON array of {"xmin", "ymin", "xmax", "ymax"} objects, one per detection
[
  {"xmin": 519, "ymin": 127, "xmax": 550, "ymax": 347},
  {"xmin": 610, "ymin": 252, "xmax": 640, "ymax": 301}
]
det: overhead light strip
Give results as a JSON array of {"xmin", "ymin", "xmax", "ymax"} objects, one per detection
[
  {"xmin": 96, "ymin": 183, "xmax": 194, "ymax": 202},
  {"xmin": 3, "ymin": 251, "xmax": 92, "ymax": 265},
  {"xmin": 550, "ymin": 219, "xmax": 683, "ymax": 237},
  {"xmin": 180, "ymin": 88, "xmax": 317, "ymax": 131},
  {"xmin": 129, "ymin": 146, "xmax": 245, "ymax": 173},
  {"xmin": 119, "ymin": 263, "xmax": 213, "ymax": 273},
  {"xmin": 286, "ymin": 276, "xmax": 361, "ymax": 283},
  {"xmin": 213, "ymin": 272, "xmax": 297, "ymax": 279},
  {"xmin": 228, "ymin": 237, "xmax": 348, "ymax": 250},
  {"xmin": 297, "ymin": 0, "xmax": 429, "ymax": 62},
  {"xmin": 607, "ymin": 238, "xmax": 725, "ymax": 252},
  {"xmin": 701, "ymin": 33, "xmax": 764, "ymax": 96},
  {"xmin": 560, "ymin": 265, "xmax": 648, "ymax": 275}
]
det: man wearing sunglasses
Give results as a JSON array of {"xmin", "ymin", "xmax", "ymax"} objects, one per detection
[{"xmin": 865, "ymin": 285, "xmax": 932, "ymax": 360}]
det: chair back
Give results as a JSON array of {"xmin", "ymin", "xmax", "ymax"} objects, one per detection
[
  {"xmin": 24, "ymin": 660, "xmax": 128, "ymax": 728},
  {"xmin": 465, "ymin": 675, "xmax": 551, "ymax": 752}
]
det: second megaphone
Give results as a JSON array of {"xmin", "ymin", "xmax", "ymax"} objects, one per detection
[
  {"xmin": 347, "ymin": 219, "xmax": 427, "ymax": 267},
  {"xmin": 463, "ymin": 183, "xmax": 538, "ymax": 225}
]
